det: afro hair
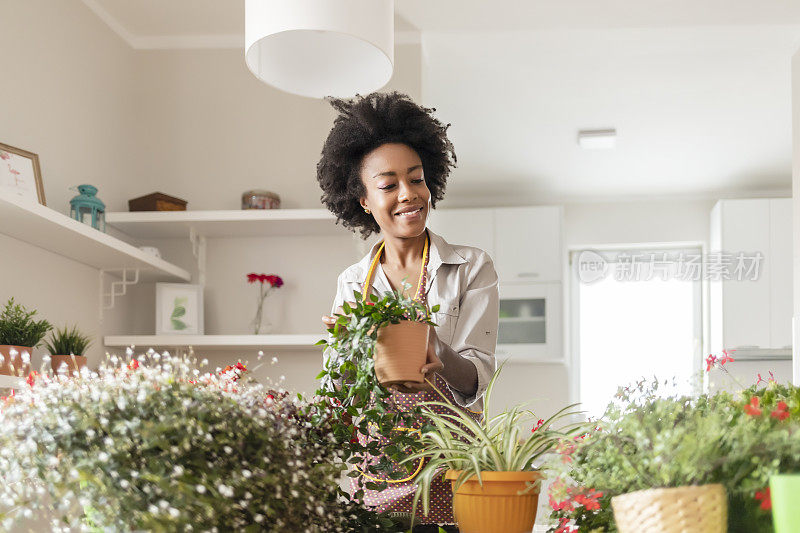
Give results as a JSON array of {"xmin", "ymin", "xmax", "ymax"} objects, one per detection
[{"xmin": 316, "ymin": 92, "xmax": 457, "ymax": 239}]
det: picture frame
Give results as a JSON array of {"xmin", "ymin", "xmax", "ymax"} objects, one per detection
[
  {"xmin": 155, "ymin": 283, "xmax": 204, "ymax": 335},
  {"xmin": 0, "ymin": 142, "xmax": 46, "ymax": 205}
]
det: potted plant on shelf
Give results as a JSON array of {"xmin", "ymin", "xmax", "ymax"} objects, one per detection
[
  {"xmin": 548, "ymin": 356, "xmax": 800, "ymax": 533},
  {"xmin": 403, "ymin": 369, "xmax": 585, "ymax": 533},
  {"xmin": 0, "ymin": 297, "xmax": 52, "ymax": 376},
  {"xmin": 45, "ymin": 325, "xmax": 92, "ymax": 375},
  {"xmin": 314, "ymin": 284, "xmax": 441, "ymax": 499}
]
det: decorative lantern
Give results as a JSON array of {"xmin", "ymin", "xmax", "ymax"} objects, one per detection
[{"xmin": 69, "ymin": 184, "xmax": 106, "ymax": 232}]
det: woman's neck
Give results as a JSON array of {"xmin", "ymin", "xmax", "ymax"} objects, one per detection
[{"xmin": 381, "ymin": 230, "xmax": 427, "ymax": 269}]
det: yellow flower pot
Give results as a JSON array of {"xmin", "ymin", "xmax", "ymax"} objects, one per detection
[{"xmin": 445, "ymin": 470, "xmax": 542, "ymax": 533}]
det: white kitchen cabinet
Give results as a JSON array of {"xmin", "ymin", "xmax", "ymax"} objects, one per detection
[
  {"xmin": 426, "ymin": 208, "xmax": 495, "ymax": 258},
  {"xmin": 710, "ymin": 198, "xmax": 792, "ymax": 352},
  {"xmin": 495, "ymin": 282, "xmax": 562, "ymax": 362},
  {"xmin": 494, "ymin": 206, "xmax": 562, "ymax": 283},
  {"xmin": 427, "ymin": 206, "xmax": 562, "ymax": 283}
]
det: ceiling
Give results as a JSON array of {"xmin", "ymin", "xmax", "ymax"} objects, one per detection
[{"xmin": 83, "ymin": 0, "xmax": 800, "ymax": 203}]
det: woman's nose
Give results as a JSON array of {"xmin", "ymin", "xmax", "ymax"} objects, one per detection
[{"xmin": 397, "ymin": 180, "xmax": 418, "ymax": 202}]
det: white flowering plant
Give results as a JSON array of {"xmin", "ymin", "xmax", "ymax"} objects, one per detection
[{"xmin": 0, "ymin": 352, "xmax": 399, "ymax": 532}]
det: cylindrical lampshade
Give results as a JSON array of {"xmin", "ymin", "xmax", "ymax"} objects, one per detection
[{"xmin": 245, "ymin": 0, "xmax": 394, "ymax": 99}]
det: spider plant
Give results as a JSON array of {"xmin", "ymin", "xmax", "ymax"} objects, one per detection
[{"xmin": 403, "ymin": 367, "xmax": 587, "ymax": 517}]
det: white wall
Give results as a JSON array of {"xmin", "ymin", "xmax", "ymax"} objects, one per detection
[
  {"xmin": 793, "ymin": 48, "xmax": 800, "ymax": 385},
  {"xmin": 0, "ymin": 0, "xmax": 138, "ymax": 367}
]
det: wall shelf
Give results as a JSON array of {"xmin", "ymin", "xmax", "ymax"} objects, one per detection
[
  {"xmin": 106, "ymin": 209, "xmax": 350, "ymax": 239},
  {"xmin": 0, "ymin": 193, "xmax": 191, "ymax": 282},
  {"xmin": 104, "ymin": 334, "xmax": 324, "ymax": 351}
]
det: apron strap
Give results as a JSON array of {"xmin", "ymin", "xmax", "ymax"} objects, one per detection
[{"xmin": 361, "ymin": 235, "xmax": 429, "ymax": 303}]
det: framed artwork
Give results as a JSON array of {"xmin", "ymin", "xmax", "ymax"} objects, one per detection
[
  {"xmin": 155, "ymin": 283, "xmax": 204, "ymax": 335},
  {"xmin": 0, "ymin": 142, "xmax": 46, "ymax": 205}
]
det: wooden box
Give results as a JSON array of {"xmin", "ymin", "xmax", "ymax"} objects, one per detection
[{"xmin": 128, "ymin": 192, "xmax": 187, "ymax": 212}]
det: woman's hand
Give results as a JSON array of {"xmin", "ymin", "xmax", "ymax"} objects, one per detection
[
  {"xmin": 390, "ymin": 325, "xmax": 444, "ymax": 394},
  {"xmin": 321, "ymin": 304, "xmax": 353, "ymax": 334}
]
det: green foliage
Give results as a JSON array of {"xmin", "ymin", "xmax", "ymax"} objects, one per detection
[
  {"xmin": 0, "ymin": 354, "xmax": 399, "ymax": 532},
  {"xmin": 404, "ymin": 368, "xmax": 586, "ymax": 518},
  {"xmin": 44, "ymin": 325, "xmax": 92, "ymax": 356},
  {"xmin": 170, "ymin": 297, "xmax": 188, "ymax": 330},
  {"xmin": 547, "ymin": 378, "xmax": 800, "ymax": 533},
  {"xmin": 0, "ymin": 297, "xmax": 52, "ymax": 347},
  {"xmin": 313, "ymin": 282, "xmax": 440, "ymax": 501}
]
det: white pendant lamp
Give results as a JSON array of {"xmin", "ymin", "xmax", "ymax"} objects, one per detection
[{"xmin": 245, "ymin": 0, "xmax": 395, "ymax": 99}]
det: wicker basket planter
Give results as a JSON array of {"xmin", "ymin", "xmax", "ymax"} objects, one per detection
[{"xmin": 611, "ymin": 484, "xmax": 727, "ymax": 533}]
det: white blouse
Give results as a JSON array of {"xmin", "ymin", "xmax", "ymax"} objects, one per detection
[{"xmin": 326, "ymin": 228, "xmax": 499, "ymax": 412}]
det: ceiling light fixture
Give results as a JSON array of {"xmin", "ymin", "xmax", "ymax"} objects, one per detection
[
  {"xmin": 245, "ymin": 0, "xmax": 394, "ymax": 99},
  {"xmin": 578, "ymin": 129, "xmax": 617, "ymax": 150}
]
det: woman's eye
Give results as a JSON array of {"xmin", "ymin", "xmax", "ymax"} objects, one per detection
[
  {"xmin": 379, "ymin": 184, "xmax": 395, "ymax": 190},
  {"xmin": 412, "ymin": 178, "xmax": 424, "ymax": 184}
]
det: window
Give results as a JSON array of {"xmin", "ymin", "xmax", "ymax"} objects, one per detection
[{"xmin": 571, "ymin": 247, "xmax": 703, "ymax": 418}]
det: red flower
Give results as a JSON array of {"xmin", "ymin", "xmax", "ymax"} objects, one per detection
[
  {"xmin": 128, "ymin": 359, "xmax": 139, "ymax": 370},
  {"xmin": 756, "ymin": 373, "xmax": 764, "ymax": 386},
  {"xmin": 771, "ymin": 401, "xmax": 790, "ymax": 421},
  {"xmin": 0, "ymin": 152, "xmax": 9, "ymax": 161},
  {"xmin": 743, "ymin": 396, "xmax": 762, "ymax": 417},
  {"xmin": 247, "ymin": 273, "xmax": 260, "ymax": 283},
  {"xmin": 554, "ymin": 517, "xmax": 577, "ymax": 533},
  {"xmin": 26, "ymin": 371, "xmax": 39, "ymax": 387},
  {"xmin": 365, "ymin": 301, "xmax": 375, "ymax": 306},
  {"xmin": 755, "ymin": 487, "xmax": 771, "ymax": 511},
  {"xmin": 235, "ymin": 362, "xmax": 247, "ymax": 371},
  {"xmin": 532, "ymin": 418, "xmax": 545, "ymax": 433},
  {"xmin": 718, "ymin": 349, "xmax": 735, "ymax": 366},
  {"xmin": 705, "ymin": 353, "xmax": 718, "ymax": 372}
]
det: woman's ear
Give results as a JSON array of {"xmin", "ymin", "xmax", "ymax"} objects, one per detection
[{"xmin": 359, "ymin": 197, "xmax": 368, "ymax": 211}]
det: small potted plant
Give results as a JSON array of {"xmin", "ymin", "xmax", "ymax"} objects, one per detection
[
  {"xmin": 0, "ymin": 298, "xmax": 52, "ymax": 376},
  {"xmin": 315, "ymin": 284, "xmax": 441, "ymax": 499},
  {"xmin": 45, "ymin": 325, "xmax": 92, "ymax": 375},
  {"xmin": 403, "ymin": 369, "xmax": 585, "ymax": 533}
]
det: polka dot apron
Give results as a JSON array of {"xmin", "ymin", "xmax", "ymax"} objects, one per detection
[{"xmin": 351, "ymin": 234, "xmax": 482, "ymax": 526}]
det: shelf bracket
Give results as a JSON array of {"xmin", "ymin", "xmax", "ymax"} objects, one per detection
[
  {"xmin": 99, "ymin": 268, "xmax": 140, "ymax": 318},
  {"xmin": 189, "ymin": 227, "xmax": 207, "ymax": 287}
]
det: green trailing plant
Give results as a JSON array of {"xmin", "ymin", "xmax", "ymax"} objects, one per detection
[
  {"xmin": 546, "ymin": 374, "xmax": 800, "ymax": 533},
  {"xmin": 44, "ymin": 325, "xmax": 92, "ymax": 356},
  {"xmin": 314, "ymin": 282, "xmax": 440, "ymax": 500},
  {"xmin": 0, "ymin": 297, "xmax": 52, "ymax": 347},
  {"xmin": 402, "ymin": 367, "xmax": 586, "ymax": 519}
]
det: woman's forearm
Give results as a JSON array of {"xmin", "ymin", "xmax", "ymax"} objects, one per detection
[{"xmin": 435, "ymin": 336, "xmax": 478, "ymax": 397}]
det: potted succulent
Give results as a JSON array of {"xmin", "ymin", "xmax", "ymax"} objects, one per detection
[
  {"xmin": 315, "ymin": 284, "xmax": 441, "ymax": 499},
  {"xmin": 45, "ymin": 325, "xmax": 92, "ymax": 375},
  {"xmin": 403, "ymin": 369, "xmax": 585, "ymax": 533},
  {"xmin": 0, "ymin": 298, "xmax": 52, "ymax": 376}
]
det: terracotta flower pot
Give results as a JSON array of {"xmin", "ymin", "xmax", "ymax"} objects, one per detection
[
  {"xmin": 51, "ymin": 354, "xmax": 87, "ymax": 375},
  {"xmin": 445, "ymin": 470, "xmax": 543, "ymax": 533},
  {"xmin": 0, "ymin": 345, "xmax": 32, "ymax": 376},
  {"xmin": 373, "ymin": 320, "xmax": 429, "ymax": 386}
]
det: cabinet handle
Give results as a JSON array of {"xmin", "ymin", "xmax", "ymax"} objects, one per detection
[{"xmin": 517, "ymin": 272, "xmax": 540, "ymax": 278}]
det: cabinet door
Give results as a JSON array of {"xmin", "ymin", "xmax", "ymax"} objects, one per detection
[
  {"xmin": 494, "ymin": 206, "xmax": 562, "ymax": 282},
  {"xmin": 718, "ymin": 199, "xmax": 771, "ymax": 349},
  {"xmin": 769, "ymin": 199, "xmax": 792, "ymax": 349},
  {"xmin": 495, "ymin": 282, "xmax": 562, "ymax": 361},
  {"xmin": 426, "ymin": 208, "xmax": 495, "ymax": 259}
]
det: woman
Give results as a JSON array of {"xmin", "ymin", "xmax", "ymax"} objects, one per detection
[{"xmin": 317, "ymin": 92, "xmax": 499, "ymax": 531}]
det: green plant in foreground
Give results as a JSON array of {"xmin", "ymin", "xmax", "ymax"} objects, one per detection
[
  {"xmin": 0, "ymin": 353, "xmax": 399, "ymax": 532},
  {"xmin": 314, "ymin": 282, "xmax": 440, "ymax": 500},
  {"xmin": 403, "ymin": 367, "xmax": 586, "ymax": 519},
  {"xmin": 44, "ymin": 325, "xmax": 92, "ymax": 356},
  {"xmin": 0, "ymin": 297, "xmax": 52, "ymax": 347},
  {"xmin": 547, "ymin": 376, "xmax": 800, "ymax": 533}
]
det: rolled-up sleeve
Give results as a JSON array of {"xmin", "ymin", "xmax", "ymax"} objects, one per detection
[
  {"xmin": 321, "ymin": 273, "xmax": 348, "ymax": 391},
  {"xmin": 442, "ymin": 252, "xmax": 499, "ymax": 410}
]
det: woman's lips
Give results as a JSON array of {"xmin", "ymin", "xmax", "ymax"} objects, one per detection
[{"xmin": 394, "ymin": 206, "xmax": 424, "ymax": 220}]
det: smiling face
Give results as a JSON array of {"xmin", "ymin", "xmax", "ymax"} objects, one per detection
[{"xmin": 359, "ymin": 143, "xmax": 431, "ymax": 239}]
